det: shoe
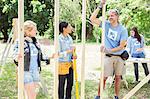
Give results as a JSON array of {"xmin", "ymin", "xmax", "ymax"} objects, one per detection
[
  {"xmin": 114, "ymin": 96, "xmax": 119, "ymax": 99},
  {"xmin": 95, "ymin": 96, "xmax": 100, "ymax": 99},
  {"xmin": 132, "ymin": 80, "xmax": 140, "ymax": 84}
]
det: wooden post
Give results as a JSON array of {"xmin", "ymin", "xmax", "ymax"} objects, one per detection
[
  {"xmin": 123, "ymin": 74, "xmax": 150, "ymax": 99},
  {"xmin": 54, "ymin": 0, "xmax": 59, "ymax": 98},
  {"xmin": 13, "ymin": 18, "xmax": 18, "ymax": 88},
  {"xmin": 81, "ymin": 0, "xmax": 86, "ymax": 98},
  {"xmin": 100, "ymin": 3, "xmax": 106, "ymax": 98},
  {"xmin": 18, "ymin": 0, "xmax": 24, "ymax": 98},
  {"xmin": 13, "ymin": 18, "xmax": 18, "ymax": 41}
]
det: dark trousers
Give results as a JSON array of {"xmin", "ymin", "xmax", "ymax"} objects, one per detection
[
  {"xmin": 133, "ymin": 62, "xmax": 149, "ymax": 81},
  {"xmin": 58, "ymin": 68, "xmax": 74, "ymax": 99}
]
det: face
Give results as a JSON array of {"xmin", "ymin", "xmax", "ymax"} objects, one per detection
[
  {"xmin": 130, "ymin": 30, "xmax": 135, "ymax": 37},
  {"xmin": 108, "ymin": 11, "xmax": 118, "ymax": 24},
  {"xmin": 26, "ymin": 26, "xmax": 37, "ymax": 37},
  {"xmin": 63, "ymin": 24, "xmax": 73, "ymax": 34}
]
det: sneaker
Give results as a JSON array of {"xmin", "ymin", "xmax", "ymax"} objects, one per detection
[
  {"xmin": 148, "ymin": 80, "xmax": 150, "ymax": 84},
  {"xmin": 95, "ymin": 96, "xmax": 100, "ymax": 99},
  {"xmin": 114, "ymin": 96, "xmax": 119, "ymax": 99},
  {"xmin": 132, "ymin": 80, "xmax": 140, "ymax": 84}
]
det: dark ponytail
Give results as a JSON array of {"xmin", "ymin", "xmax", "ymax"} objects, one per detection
[{"xmin": 59, "ymin": 22, "xmax": 68, "ymax": 33}]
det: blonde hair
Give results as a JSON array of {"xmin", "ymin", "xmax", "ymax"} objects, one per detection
[{"xmin": 24, "ymin": 20, "xmax": 37, "ymax": 36}]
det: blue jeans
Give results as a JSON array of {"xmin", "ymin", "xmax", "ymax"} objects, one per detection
[
  {"xmin": 132, "ymin": 52, "xmax": 145, "ymax": 58},
  {"xmin": 132, "ymin": 52, "xmax": 149, "ymax": 81}
]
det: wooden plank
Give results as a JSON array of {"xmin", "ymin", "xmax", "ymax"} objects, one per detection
[
  {"xmin": 18, "ymin": 0, "xmax": 24, "ymax": 98},
  {"xmin": 127, "ymin": 58, "xmax": 150, "ymax": 63},
  {"xmin": 100, "ymin": 3, "xmax": 106, "ymax": 99},
  {"xmin": 13, "ymin": 18, "xmax": 18, "ymax": 41},
  {"xmin": 123, "ymin": 74, "xmax": 150, "ymax": 99},
  {"xmin": 81, "ymin": 0, "xmax": 86, "ymax": 98},
  {"xmin": 54, "ymin": 0, "xmax": 59, "ymax": 98}
]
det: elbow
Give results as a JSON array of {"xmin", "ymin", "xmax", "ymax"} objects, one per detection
[
  {"xmin": 119, "ymin": 46, "xmax": 124, "ymax": 50},
  {"xmin": 90, "ymin": 16, "xmax": 94, "ymax": 23}
]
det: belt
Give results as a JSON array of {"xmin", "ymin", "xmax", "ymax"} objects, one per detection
[{"xmin": 105, "ymin": 54, "xmax": 120, "ymax": 57}]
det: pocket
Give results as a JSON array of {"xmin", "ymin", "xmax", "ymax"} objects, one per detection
[
  {"xmin": 120, "ymin": 50, "xmax": 129, "ymax": 60},
  {"xmin": 141, "ymin": 52, "xmax": 145, "ymax": 58}
]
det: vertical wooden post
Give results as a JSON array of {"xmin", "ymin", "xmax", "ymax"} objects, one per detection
[
  {"xmin": 54, "ymin": 0, "xmax": 59, "ymax": 99},
  {"xmin": 13, "ymin": 18, "xmax": 18, "ymax": 88},
  {"xmin": 13, "ymin": 18, "xmax": 18, "ymax": 41},
  {"xmin": 100, "ymin": 3, "xmax": 106, "ymax": 98},
  {"xmin": 18, "ymin": 0, "xmax": 24, "ymax": 98},
  {"xmin": 81, "ymin": 0, "xmax": 86, "ymax": 98}
]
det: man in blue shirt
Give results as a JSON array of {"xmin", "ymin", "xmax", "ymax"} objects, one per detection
[{"xmin": 90, "ymin": 0, "xmax": 128, "ymax": 99}]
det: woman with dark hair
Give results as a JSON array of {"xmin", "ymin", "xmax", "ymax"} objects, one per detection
[
  {"xmin": 127, "ymin": 27, "xmax": 149, "ymax": 83},
  {"xmin": 58, "ymin": 21, "xmax": 75, "ymax": 99}
]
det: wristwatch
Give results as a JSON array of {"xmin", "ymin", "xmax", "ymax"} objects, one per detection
[{"xmin": 98, "ymin": 3, "xmax": 103, "ymax": 9}]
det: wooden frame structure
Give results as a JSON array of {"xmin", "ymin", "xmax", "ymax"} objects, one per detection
[
  {"xmin": 54, "ymin": 0, "xmax": 59, "ymax": 98},
  {"xmin": 17, "ymin": 0, "xmax": 149, "ymax": 99},
  {"xmin": 18, "ymin": 0, "xmax": 24, "ymax": 98},
  {"xmin": 81, "ymin": 0, "xmax": 86, "ymax": 98}
]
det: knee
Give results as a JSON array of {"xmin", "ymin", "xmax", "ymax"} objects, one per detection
[
  {"xmin": 115, "ymin": 75, "xmax": 121, "ymax": 80},
  {"xmin": 104, "ymin": 77, "xmax": 108, "ymax": 81}
]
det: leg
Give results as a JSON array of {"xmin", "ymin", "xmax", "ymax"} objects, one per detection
[
  {"xmin": 114, "ymin": 75, "xmax": 121, "ymax": 97},
  {"xmin": 24, "ymin": 71, "xmax": 36, "ymax": 99},
  {"xmin": 133, "ymin": 62, "xmax": 139, "ymax": 81},
  {"xmin": 24, "ymin": 83, "xmax": 37, "ymax": 99},
  {"xmin": 58, "ymin": 75, "xmax": 66, "ymax": 99},
  {"xmin": 66, "ymin": 68, "xmax": 74, "ymax": 99},
  {"xmin": 95, "ymin": 56, "xmax": 113, "ymax": 98},
  {"xmin": 142, "ymin": 63, "xmax": 149, "ymax": 76},
  {"xmin": 114, "ymin": 56, "xmax": 126, "ymax": 98},
  {"xmin": 97, "ymin": 77, "xmax": 108, "ymax": 96}
]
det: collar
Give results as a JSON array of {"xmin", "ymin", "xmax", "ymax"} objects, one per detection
[
  {"xmin": 60, "ymin": 33, "xmax": 69, "ymax": 39},
  {"xmin": 24, "ymin": 36, "xmax": 33, "ymax": 43}
]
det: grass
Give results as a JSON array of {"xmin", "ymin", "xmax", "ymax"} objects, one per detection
[{"xmin": 0, "ymin": 62, "xmax": 150, "ymax": 99}]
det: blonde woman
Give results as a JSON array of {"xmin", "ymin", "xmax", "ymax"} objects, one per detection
[{"xmin": 13, "ymin": 20, "xmax": 51, "ymax": 99}]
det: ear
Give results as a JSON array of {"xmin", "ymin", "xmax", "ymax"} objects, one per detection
[{"xmin": 63, "ymin": 27, "xmax": 66, "ymax": 32}]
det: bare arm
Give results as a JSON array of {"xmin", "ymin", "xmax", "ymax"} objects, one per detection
[
  {"xmin": 111, "ymin": 40, "xmax": 127, "ymax": 52},
  {"xmin": 90, "ymin": 8, "xmax": 101, "ymax": 26},
  {"xmin": 90, "ymin": 0, "xmax": 106, "ymax": 26}
]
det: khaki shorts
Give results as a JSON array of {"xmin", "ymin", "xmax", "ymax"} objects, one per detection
[{"xmin": 104, "ymin": 55, "xmax": 126, "ymax": 77}]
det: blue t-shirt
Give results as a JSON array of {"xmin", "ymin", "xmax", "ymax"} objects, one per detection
[
  {"xmin": 29, "ymin": 43, "xmax": 38, "ymax": 70},
  {"xmin": 58, "ymin": 34, "xmax": 73, "ymax": 62},
  {"xmin": 127, "ymin": 35, "xmax": 145, "ymax": 56},
  {"xmin": 100, "ymin": 21, "xmax": 128, "ymax": 55}
]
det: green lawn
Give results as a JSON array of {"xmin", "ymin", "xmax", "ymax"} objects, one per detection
[{"xmin": 0, "ymin": 63, "xmax": 150, "ymax": 99}]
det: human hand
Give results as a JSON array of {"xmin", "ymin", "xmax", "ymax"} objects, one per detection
[
  {"xmin": 72, "ymin": 56, "xmax": 77, "ymax": 59},
  {"xmin": 100, "ymin": 45, "xmax": 111, "ymax": 53},
  {"xmin": 136, "ymin": 48, "xmax": 143, "ymax": 52},
  {"xmin": 101, "ymin": 0, "xmax": 106, "ymax": 5},
  {"xmin": 98, "ymin": 0, "xmax": 106, "ymax": 9},
  {"xmin": 51, "ymin": 53, "xmax": 59, "ymax": 58}
]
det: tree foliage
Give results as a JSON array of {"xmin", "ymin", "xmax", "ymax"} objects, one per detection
[{"xmin": 0, "ymin": 0, "xmax": 150, "ymax": 44}]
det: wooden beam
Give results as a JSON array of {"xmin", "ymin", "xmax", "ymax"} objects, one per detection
[
  {"xmin": 13, "ymin": 18, "xmax": 18, "ymax": 41},
  {"xmin": 81, "ymin": 0, "xmax": 86, "ymax": 98},
  {"xmin": 18, "ymin": 0, "xmax": 24, "ymax": 98},
  {"xmin": 54, "ymin": 0, "xmax": 59, "ymax": 98},
  {"xmin": 123, "ymin": 74, "xmax": 150, "ymax": 99},
  {"xmin": 100, "ymin": 3, "xmax": 106, "ymax": 99}
]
